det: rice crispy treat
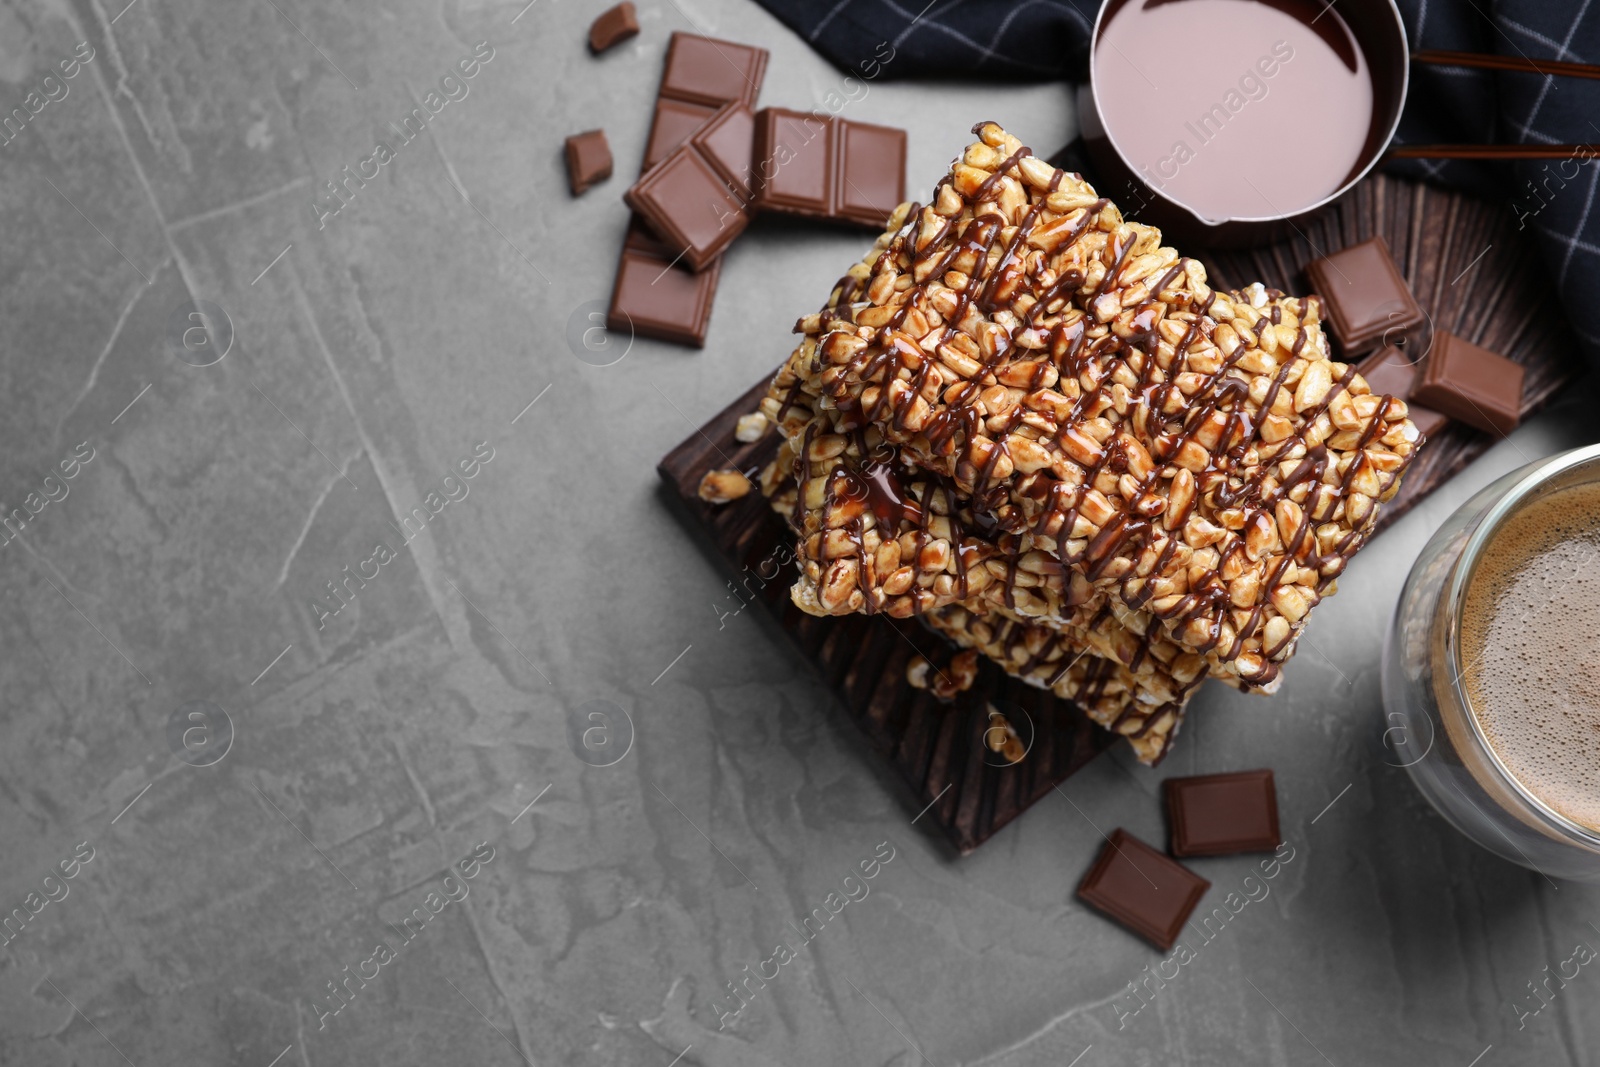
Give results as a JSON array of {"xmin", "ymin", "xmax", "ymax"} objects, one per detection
[
  {"xmin": 761, "ymin": 121, "xmax": 1421, "ymax": 688},
  {"xmin": 781, "ymin": 406, "xmax": 1202, "ymax": 669},
  {"xmin": 759, "ymin": 418, "xmax": 1203, "ymax": 760}
]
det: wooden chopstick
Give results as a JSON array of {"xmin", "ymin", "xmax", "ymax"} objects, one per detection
[
  {"xmin": 1399, "ymin": 51, "xmax": 1600, "ymax": 159},
  {"xmin": 1388, "ymin": 143, "xmax": 1600, "ymax": 160},
  {"xmin": 1412, "ymin": 50, "xmax": 1600, "ymax": 80}
]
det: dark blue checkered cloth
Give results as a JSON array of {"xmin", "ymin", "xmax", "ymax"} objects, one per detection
[{"xmin": 753, "ymin": 0, "xmax": 1600, "ymax": 361}]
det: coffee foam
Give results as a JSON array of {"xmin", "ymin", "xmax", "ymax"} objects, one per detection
[{"xmin": 1460, "ymin": 481, "xmax": 1600, "ymax": 833}]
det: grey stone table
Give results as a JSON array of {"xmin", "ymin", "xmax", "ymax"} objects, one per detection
[{"xmin": 1, "ymin": 1, "xmax": 1597, "ymax": 1064}]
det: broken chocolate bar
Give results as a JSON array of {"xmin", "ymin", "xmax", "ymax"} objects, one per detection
[
  {"xmin": 1410, "ymin": 331, "xmax": 1524, "ymax": 437},
  {"xmin": 1078, "ymin": 828, "xmax": 1210, "ymax": 951},
  {"xmin": 588, "ymin": 2, "xmax": 639, "ymax": 54},
  {"xmin": 564, "ymin": 129, "xmax": 613, "ymax": 196},
  {"xmin": 606, "ymin": 219, "xmax": 721, "ymax": 347},
  {"xmin": 752, "ymin": 107, "xmax": 906, "ymax": 229},
  {"xmin": 608, "ymin": 32, "xmax": 766, "ymax": 346},
  {"xmin": 1305, "ymin": 236, "xmax": 1426, "ymax": 357},
  {"xmin": 624, "ymin": 104, "xmax": 754, "ymax": 272},
  {"xmin": 643, "ymin": 32, "xmax": 768, "ymax": 170},
  {"xmin": 1164, "ymin": 769, "xmax": 1280, "ymax": 857}
]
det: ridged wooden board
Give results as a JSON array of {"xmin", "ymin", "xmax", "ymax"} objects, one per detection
[{"xmin": 658, "ymin": 171, "xmax": 1577, "ymax": 855}]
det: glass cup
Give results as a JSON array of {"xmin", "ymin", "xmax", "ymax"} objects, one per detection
[{"xmin": 1381, "ymin": 443, "xmax": 1600, "ymax": 882}]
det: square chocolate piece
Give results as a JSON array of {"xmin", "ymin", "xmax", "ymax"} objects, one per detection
[
  {"xmin": 837, "ymin": 120, "xmax": 908, "ymax": 226},
  {"xmin": 1355, "ymin": 346, "xmax": 1448, "ymax": 440},
  {"xmin": 658, "ymin": 32, "xmax": 767, "ymax": 109},
  {"xmin": 625, "ymin": 104, "xmax": 754, "ymax": 271},
  {"xmin": 1411, "ymin": 331, "xmax": 1524, "ymax": 437},
  {"xmin": 1164, "ymin": 770, "xmax": 1281, "ymax": 857},
  {"xmin": 644, "ymin": 98, "xmax": 719, "ymax": 171},
  {"xmin": 752, "ymin": 108, "xmax": 907, "ymax": 229},
  {"xmin": 642, "ymin": 33, "xmax": 767, "ymax": 173},
  {"xmin": 564, "ymin": 129, "xmax": 613, "ymax": 196},
  {"xmin": 1305, "ymin": 236, "xmax": 1426, "ymax": 357},
  {"xmin": 1077, "ymin": 828, "xmax": 1210, "ymax": 951},
  {"xmin": 607, "ymin": 219, "xmax": 721, "ymax": 347}
]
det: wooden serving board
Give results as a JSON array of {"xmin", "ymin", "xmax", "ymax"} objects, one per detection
[{"xmin": 657, "ymin": 170, "xmax": 1576, "ymax": 856}]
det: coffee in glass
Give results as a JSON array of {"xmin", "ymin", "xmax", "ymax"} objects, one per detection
[{"xmin": 1383, "ymin": 444, "xmax": 1600, "ymax": 880}]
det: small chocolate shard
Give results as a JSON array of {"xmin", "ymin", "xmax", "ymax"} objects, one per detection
[
  {"xmin": 588, "ymin": 2, "xmax": 639, "ymax": 54},
  {"xmin": 564, "ymin": 129, "xmax": 613, "ymax": 196}
]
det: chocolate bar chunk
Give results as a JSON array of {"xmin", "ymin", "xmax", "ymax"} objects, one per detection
[
  {"xmin": 1355, "ymin": 346, "xmax": 1448, "ymax": 440},
  {"xmin": 1305, "ymin": 236, "xmax": 1425, "ymax": 357},
  {"xmin": 752, "ymin": 108, "xmax": 906, "ymax": 229},
  {"xmin": 607, "ymin": 32, "xmax": 763, "ymax": 346},
  {"xmin": 564, "ymin": 129, "xmax": 613, "ymax": 196},
  {"xmin": 643, "ymin": 33, "xmax": 768, "ymax": 169},
  {"xmin": 1164, "ymin": 770, "xmax": 1281, "ymax": 857},
  {"xmin": 607, "ymin": 220, "xmax": 721, "ymax": 347},
  {"xmin": 588, "ymin": 2, "xmax": 639, "ymax": 54},
  {"xmin": 1078, "ymin": 829, "xmax": 1209, "ymax": 951},
  {"xmin": 625, "ymin": 104, "xmax": 754, "ymax": 272},
  {"xmin": 1411, "ymin": 331, "xmax": 1524, "ymax": 437},
  {"xmin": 644, "ymin": 99, "xmax": 717, "ymax": 173}
]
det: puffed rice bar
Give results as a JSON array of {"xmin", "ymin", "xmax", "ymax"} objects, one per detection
[{"xmin": 761, "ymin": 122, "xmax": 1420, "ymax": 687}]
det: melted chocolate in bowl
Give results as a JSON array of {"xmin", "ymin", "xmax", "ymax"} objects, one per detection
[
  {"xmin": 1458, "ymin": 482, "xmax": 1600, "ymax": 834},
  {"xmin": 1094, "ymin": 0, "xmax": 1376, "ymax": 222}
]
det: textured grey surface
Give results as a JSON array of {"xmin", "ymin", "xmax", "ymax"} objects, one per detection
[{"xmin": 1, "ymin": 1, "xmax": 1598, "ymax": 1065}]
